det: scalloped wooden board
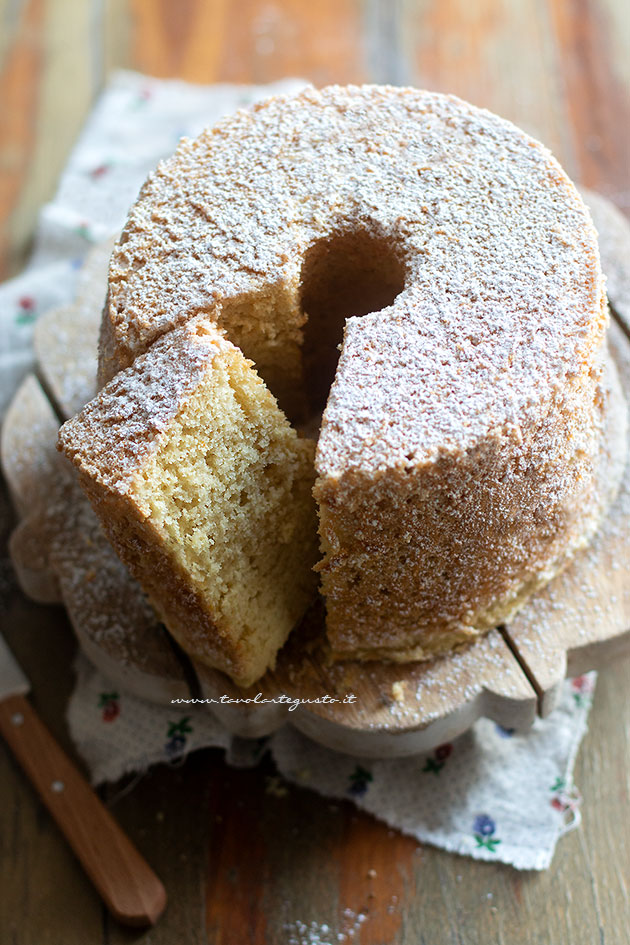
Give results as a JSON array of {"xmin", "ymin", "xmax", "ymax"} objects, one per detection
[{"xmin": 3, "ymin": 194, "xmax": 630, "ymax": 758}]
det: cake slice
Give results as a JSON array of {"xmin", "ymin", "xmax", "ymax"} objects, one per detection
[{"xmin": 58, "ymin": 318, "xmax": 319, "ymax": 686}]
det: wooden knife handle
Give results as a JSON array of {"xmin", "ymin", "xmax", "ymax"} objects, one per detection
[{"xmin": 0, "ymin": 693, "xmax": 166, "ymax": 926}]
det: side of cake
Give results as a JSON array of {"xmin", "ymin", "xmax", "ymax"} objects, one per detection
[
  {"xmin": 315, "ymin": 342, "xmax": 623, "ymax": 660},
  {"xmin": 59, "ymin": 317, "xmax": 319, "ymax": 686}
]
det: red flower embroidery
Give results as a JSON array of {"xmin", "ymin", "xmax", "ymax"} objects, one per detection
[
  {"xmin": 572, "ymin": 675, "xmax": 592, "ymax": 693},
  {"xmin": 98, "ymin": 691, "xmax": 120, "ymax": 722},
  {"xmin": 89, "ymin": 163, "xmax": 110, "ymax": 179},
  {"xmin": 16, "ymin": 295, "xmax": 37, "ymax": 323},
  {"xmin": 422, "ymin": 743, "xmax": 453, "ymax": 774},
  {"xmin": 102, "ymin": 702, "xmax": 120, "ymax": 722},
  {"xmin": 571, "ymin": 674, "xmax": 594, "ymax": 707},
  {"xmin": 435, "ymin": 743, "xmax": 453, "ymax": 762}
]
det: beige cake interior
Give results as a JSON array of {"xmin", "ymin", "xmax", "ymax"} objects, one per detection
[
  {"xmin": 60, "ymin": 322, "xmax": 319, "ymax": 687},
  {"xmin": 131, "ymin": 346, "xmax": 318, "ymax": 676}
]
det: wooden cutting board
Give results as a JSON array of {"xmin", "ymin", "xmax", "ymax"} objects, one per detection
[{"xmin": 3, "ymin": 190, "xmax": 630, "ymax": 758}]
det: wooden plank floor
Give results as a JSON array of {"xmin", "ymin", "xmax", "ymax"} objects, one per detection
[{"xmin": 0, "ymin": 1, "xmax": 629, "ymax": 942}]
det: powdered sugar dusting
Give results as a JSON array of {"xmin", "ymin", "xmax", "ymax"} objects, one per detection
[
  {"xmin": 284, "ymin": 908, "xmax": 368, "ymax": 945},
  {"xmin": 92, "ymin": 84, "xmax": 613, "ymax": 668},
  {"xmin": 103, "ymin": 84, "xmax": 603, "ymax": 472},
  {"xmin": 59, "ymin": 320, "xmax": 237, "ymax": 491}
]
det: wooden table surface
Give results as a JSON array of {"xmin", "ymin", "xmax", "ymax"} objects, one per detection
[{"xmin": 1, "ymin": 1, "xmax": 629, "ymax": 943}]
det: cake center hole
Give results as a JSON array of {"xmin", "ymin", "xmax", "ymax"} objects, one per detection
[{"xmin": 300, "ymin": 229, "xmax": 406, "ymax": 419}]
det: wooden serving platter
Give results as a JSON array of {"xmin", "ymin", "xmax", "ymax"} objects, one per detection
[{"xmin": 3, "ymin": 191, "xmax": 630, "ymax": 758}]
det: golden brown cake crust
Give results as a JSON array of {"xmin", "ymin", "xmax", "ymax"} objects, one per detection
[{"xmin": 95, "ymin": 84, "xmax": 619, "ymax": 665}]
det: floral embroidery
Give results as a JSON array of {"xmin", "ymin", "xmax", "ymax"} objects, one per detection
[
  {"xmin": 550, "ymin": 775, "xmax": 581, "ymax": 815},
  {"xmin": 348, "ymin": 765, "xmax": 373, "ymax": 796},
  {"xmin": 473, "ymin": 814, "xmax": 501, "ymax": 851},
  {"xmin": 571, "ymin": 675, "xmax": 595, "ymax": 708},
  {"xmin": 16, "ymin": 295, "xmax": 37, "ymax": 324},
  {"xmin": 73, "ymin": 221, "xmax": 93, "ymax": 242},
  {"xmin": 98, "ymin": 691, "xmax": 120, "ymax": 722},
  {"xmin": 88, "ymin": 161, "xmax": 112, "ymax": 180},
  {"xmin": 165, "ymin": 717, "xmax": 193, "ymax": 757},
  {"xmin": 422, "ymin": 742, "xmax": 453, "ymax": 774},
  {"xmin": 130, "ymin": 86, "xmax": 153, "ymax": 109}
]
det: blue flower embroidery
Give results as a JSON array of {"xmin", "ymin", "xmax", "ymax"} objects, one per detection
[
  {"xmin": 165, "ymin": 717, "xmax": 192, "ymax": 758},
  {"xmin": 473, "ymin": 814, "xmax": 501, "ymax": 851}
]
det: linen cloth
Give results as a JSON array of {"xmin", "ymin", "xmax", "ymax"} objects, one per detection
[{"xmin": 0, "ymin": 70, "xmax": 596, "ymax": 870}]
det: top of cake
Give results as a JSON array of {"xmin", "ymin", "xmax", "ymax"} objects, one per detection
[{"xmin": 103, "ymin": 84, "xmax": 605, "ymax": 475}]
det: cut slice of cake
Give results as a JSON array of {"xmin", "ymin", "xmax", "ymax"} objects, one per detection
[{"xmin": 58, "ymin": 317, "xmax": 319, "ymax": 687}]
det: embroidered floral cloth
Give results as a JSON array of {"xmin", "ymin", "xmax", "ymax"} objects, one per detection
[
  {"xmin": 0, "ymin": 70, "xmax": 598, "ymax": 870},
  {"xmin": 68, "ymin": 653, "xmax": 593, "ymax": 870}
]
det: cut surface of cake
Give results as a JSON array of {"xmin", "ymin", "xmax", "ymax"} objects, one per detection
[
  {"xmin": 59, "ymin": 318, "xmax": 319, "ymax": 686},
  {"xmin": 86, "ymin": 84, "xmax": 625, "ymax": 676}
]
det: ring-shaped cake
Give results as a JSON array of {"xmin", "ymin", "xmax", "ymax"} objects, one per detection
[{"xmin": 60, "ymin": 86, "xmax": 625, "ymax": 684}]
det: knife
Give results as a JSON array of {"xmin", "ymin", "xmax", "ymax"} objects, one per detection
[{"xmin": 0, "ymin": 632, "xmax": 166, "ymax": 926}]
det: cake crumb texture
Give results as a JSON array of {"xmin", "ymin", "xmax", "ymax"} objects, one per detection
[{"xmin": 60, "ymin": 318, "xmax": 319, "ymax": 686}]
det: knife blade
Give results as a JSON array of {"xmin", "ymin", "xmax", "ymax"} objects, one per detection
[
  {"xmin": 0, "ymin": 631, "xmax": 166, "ymax": 926},
  {"xmin": 0, "ymin": 632, "xmax": 30, "ymax": 698}
]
